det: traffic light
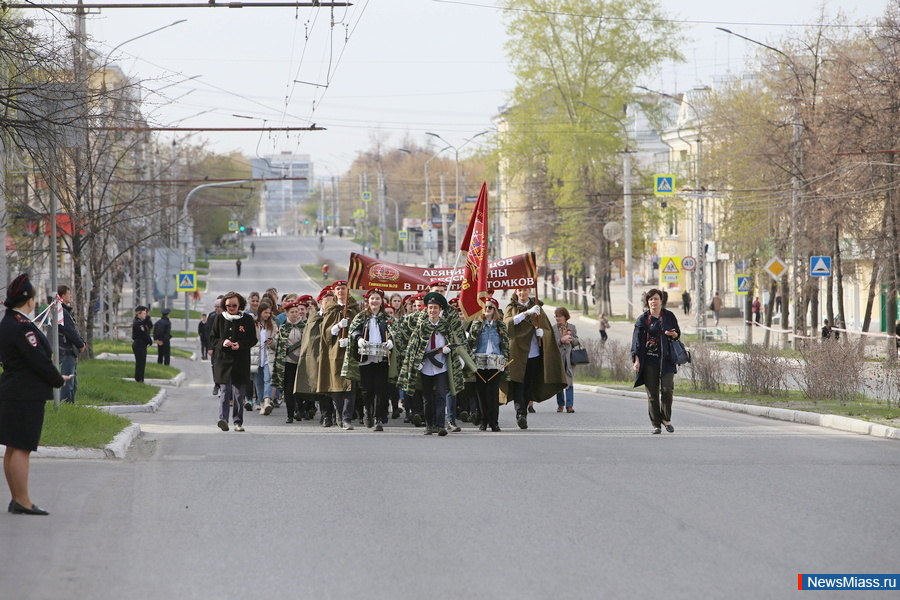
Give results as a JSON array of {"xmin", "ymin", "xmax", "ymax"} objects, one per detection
[{"xmin": 239, "ymin": 225, "xmax": 246, "ymax": 231}]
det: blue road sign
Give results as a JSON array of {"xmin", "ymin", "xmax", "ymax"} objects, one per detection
[
  {"xmin": 736, "ymin": 275, "xmax": 751, "ymax": 295},
  {"xmin": 176, "ymin": 271, "xmax": 197, "ymax": 292},
  {"xmin": 809, "ymin": 256, "xmax": 832, "ymax": 277}
]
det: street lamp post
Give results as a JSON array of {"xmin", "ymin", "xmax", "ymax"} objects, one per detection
[
  {"xmin": 718, "ymin": 27, "xmax": 803, "ymax": 346},
  {"xmin": 181, "ymin": 180, "xmax": 252, "ymax": 333},
  {"xmin": 384, "ymin": 196, "xmax": 402, "ymax": 262},
  {"xmin": 399, "ymin": 146, "xmax": 449, "ymax": 264},
  {"xmin": 425, "ymin": 131, "xmax": 489, "ymax": 264},
  {"xmin": 576, "ymin": 101, "xmax": 635, "ymax": 319}
]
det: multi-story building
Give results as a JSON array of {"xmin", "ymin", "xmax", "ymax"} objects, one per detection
[{"xmin": 251, "ymin": 152, "xmax": 312, "ymax": 233}]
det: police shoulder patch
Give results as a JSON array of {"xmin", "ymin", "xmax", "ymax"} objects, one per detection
[{"xmin": 25, "ymin": 331, "xmax": 38, "ymax": 347}]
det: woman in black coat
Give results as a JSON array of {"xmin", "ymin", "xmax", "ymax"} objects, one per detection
[
  {"xmin": 631, "ymin": 288, "xmax": 681, "ymax": 434},
  {"xmin": 0, "ymin": 274, "xmax": 69, "ymax": 515},
  {"xmin": 208, "ymin": 291, "xmax": 257, "ymax": 432}
]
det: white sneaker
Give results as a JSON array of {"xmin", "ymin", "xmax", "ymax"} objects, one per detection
[
  {"xmin": 262, "ymin": 399, "xmax": 273, "ymax": 415},
  {"xmin": 234, "ymin": 423, "xmax": 245, "ymax": 432}
]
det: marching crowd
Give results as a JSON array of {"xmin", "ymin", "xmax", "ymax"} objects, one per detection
[{"xmin": 184, "ymin": 279, "xmax": 576, "ymax": 436}]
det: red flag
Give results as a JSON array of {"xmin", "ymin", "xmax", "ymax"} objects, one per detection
[{"xmin": 458, "ymin": 182, "xmax": 489, "ymax": 320}]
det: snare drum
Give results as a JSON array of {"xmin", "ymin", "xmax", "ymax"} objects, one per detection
[
  {"xmin": 474, "ymin": 353, "xmax": 506, "ymax": 371},
  {"xmin": 362, "ymin": 341, "xmax": 389, "ymax": 357}
]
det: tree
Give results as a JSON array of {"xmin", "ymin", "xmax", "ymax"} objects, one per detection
[{"xmin": 497, "ymin": 0, "xmax": 683, "ymax": 316}]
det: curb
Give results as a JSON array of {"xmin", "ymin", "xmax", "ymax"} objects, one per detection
[
  {"xmin": 29, "ymin": 423, "xmax": 142, "ymax": 460},
  {"xmin": 573, "ymin": 383, "xmax": 899, "ymax": 440},
  {"xmin": 94, "ymin": 388, "xmax": 167, "ymax": 414}
]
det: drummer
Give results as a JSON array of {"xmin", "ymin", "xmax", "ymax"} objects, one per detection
[
  {"xmin": 468, "ymin": 297, "xmax": 510, "ymax": 432},
  {"xmin": 342, "ymin": 288, "xmax": 393, "ymax": 431}
]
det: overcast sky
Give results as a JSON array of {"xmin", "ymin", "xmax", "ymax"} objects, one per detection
[{"xmin": 40, "ymin": 0, "xmax": 890, "ymax": 176}]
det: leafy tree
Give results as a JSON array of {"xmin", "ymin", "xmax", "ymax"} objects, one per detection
[{"xmin": 497, "ymin": 0, "xmax": 683, "ymax": 316}]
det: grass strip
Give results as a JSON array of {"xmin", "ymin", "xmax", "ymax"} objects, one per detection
[
  {"xmin": 92, "ymin": 340, "xmax": 193, "ymax": 359},
  {"xmin": 81, "ymin": 358, "xmax": 179, "ymax": 380},
  {"xmin": 576, "ymin": 377, "xmax": 900, "ymax": 426},
  {"xmin": 41, "ymin": 403, "xmax": 132, "ymax": 448}
]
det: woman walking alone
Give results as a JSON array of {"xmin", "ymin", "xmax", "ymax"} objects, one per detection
[{"xmin": 631, "ymin": 288, "xmax": 681, "ymax": 434}]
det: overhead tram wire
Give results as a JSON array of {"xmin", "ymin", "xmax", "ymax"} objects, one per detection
[{"xmin": 1, "ymin": 3, "xmax": 353, "ymax": 9}]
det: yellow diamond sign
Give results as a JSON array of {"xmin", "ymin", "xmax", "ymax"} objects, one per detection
[{"xmin": 764, "ymin": 257, "xmax": 787, "ymax": 280}]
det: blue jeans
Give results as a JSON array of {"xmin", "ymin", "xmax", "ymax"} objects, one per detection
[
  {"xmin": 556, "ymin": 385, "xmax": 574, "ymax": 408},
  {"xmin": 60, "ymin": 353, "xmax": 78, "ymax": 403},
  {"xmin": 254, "ymin": 363, "xmax": 272, "ymax": 404}
]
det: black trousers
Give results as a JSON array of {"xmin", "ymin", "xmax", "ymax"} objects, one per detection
[
  {"xmin": 132, "ymin": 342, "xmax": 148, "ymax": 382},
  {"xmin": 283, "ymin": 362, "xmax": 300, "ymax": 418},
  {"xmin": 510, "ymin": 354, "xmax": 542, "ymax": 418},
  {"xmin": 475, "ymin": 370, "xmax": 501, "ymax": 427},
  {"xmin": 643, "ymin": 363, "xmax": 674, "ymax": 427},
  {"xmin": 157, "ymin": 341, "xmax": 171, "ymax": 365},
  {"xmin": 359, "ymin": 361, "xmax": 389, "ymax": 422},
  {"xmin": 420, "ymin": 371, "xmax": 449, "ymax": 428}
]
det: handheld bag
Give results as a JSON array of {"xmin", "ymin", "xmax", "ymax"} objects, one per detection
[
  {"xmin": 570, "ymin": 347, "xmax": 590, "ymax": 365},
  {"xmin": 669, "ymin": 338, "xmax": 691, "ymax": 365}
]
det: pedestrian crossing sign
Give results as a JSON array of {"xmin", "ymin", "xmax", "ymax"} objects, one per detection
[
  {"xmin": 228, "ymin": 221, "xmax": 239, "ymax": 232},
  {"xmin": 736, "ymin": 275, "xmax": 750, "ymax": 295},
  {"xmin": 176, "ymin": 271, "xmax": 198, "ymax": 292},
  {"xmin": 660, "ymin": 256, "xmax": 681, "ymax": 283},
  {"xmin": 810, "ymin": 255, "xmax": 831, "ymax": 277},
  {"xmin": 654, "ymin": 175, "xmax": 675, "ymax": 196}
]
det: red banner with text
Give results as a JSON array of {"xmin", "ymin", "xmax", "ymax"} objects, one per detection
[{"xmin": 347, "ymin": 252, "xmax": 537, "ymax": 293}]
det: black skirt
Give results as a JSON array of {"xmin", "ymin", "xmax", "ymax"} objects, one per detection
[{"xmin": 0, "ymin": 399, "xmax": 47, "ymax": 452}]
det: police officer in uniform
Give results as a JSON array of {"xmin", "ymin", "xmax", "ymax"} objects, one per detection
[
  {"xmin": 153, "ymin": 307, "xmax": 173, "ymax": 365},
  {"xmin": 0, "ymin": 274, "xmax": 69, "ymax": 515},
  {"xmin": 131, "ymin": 306, "xmax": 153, "ymax": 382}
]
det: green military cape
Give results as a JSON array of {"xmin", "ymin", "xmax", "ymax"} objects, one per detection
[{"xmin": 501, "ymin": 299, "xmax": 567, "ymax": 403}]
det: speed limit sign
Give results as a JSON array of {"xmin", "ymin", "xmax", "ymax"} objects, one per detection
[{"xmin": 682, "ymin": 256, "xmax": 697, "ymax": 271}]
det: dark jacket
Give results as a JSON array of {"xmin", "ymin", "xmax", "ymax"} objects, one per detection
[
  {"xmin": 197, "ymin": 319, "xmax": 210, "ymax": 342},
  {"xmin": 208, "ymin": 312, "xmax": 257, "ymax": 385},
  {"xmin": 153, "ymin": 316, "xmax": 172, "ymax": 343},
  {"xmin": 132, "ymin": 316, "xmax": 153, "ymax": 346},
  {"xmin": 57, "ymin": 303, "xmax": 85, "ymax": 357},
  {"xmin": 631, "ymin": 308, "xmax": 681, "ymax": 388},
  {"xmin": 0, "ymin": 310, "xmax": 65, "ymax": 402}
]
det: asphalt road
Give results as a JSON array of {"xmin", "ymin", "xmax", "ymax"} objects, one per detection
[{"xmin": 2, "ymin": 236, "xmax": 897, "ymax": 600}]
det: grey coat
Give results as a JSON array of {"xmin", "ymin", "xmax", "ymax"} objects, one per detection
[{"xmin": 552, "ymin": 321, "xmax": 581, "ymax": 386}]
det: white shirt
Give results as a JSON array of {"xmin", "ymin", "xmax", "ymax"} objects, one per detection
[
  {"xmin": 419, "ymin": 321, "xmax": 447, "ymax": 375},
  {"xmin": 513, "ymin": 302, "xmax": 541, "ymax": 359},
  {"xmin": 359, "ymin": 316, "xmax": 384, "ymax": 366}
]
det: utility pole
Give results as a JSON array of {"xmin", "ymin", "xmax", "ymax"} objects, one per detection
[{"xmin": 623, "ymin": 142, "xmax": 633, "ymax": 320}]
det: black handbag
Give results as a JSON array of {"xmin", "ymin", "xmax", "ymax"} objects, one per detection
[
  {"xmin": 669, "ymin": 338, "xmax": 691, "ymax": 365},
  {"xmin": 570, "ymin": 347, "xmax": 590, "ymax": 365}
]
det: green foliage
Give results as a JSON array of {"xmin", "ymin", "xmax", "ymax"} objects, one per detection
[{"xmin": 41, "ymin": 403, "xmax": 132, "ymax": 448}]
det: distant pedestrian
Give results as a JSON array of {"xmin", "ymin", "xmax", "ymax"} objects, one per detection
[
  {"xmin": 131, "ymin": 306, "xmax": 153, "ymax": 383},
  {"xmin": 153, "ymin": 308, "xmax": 172, "ymax": 365},
  {"xmin": 250, "ymin": 242, "xmax": 256, "ymax": 257},
  {"xmin": 752, "ymin": 296, "xmax": 761, "ymax": 324},
  {"xmin": 321, "ymin": 263, "xmax": 330, "ymax": 280},
  {"xmin": 56, "ymin": 285, "xmax": 86, "ymax": 403},
  {"xmin": 821, "ymin": 319, "xmax": 832, "ymax": 340},
  {"xmin": 711, "ymin": 291, "xmax": 722, "ymax": 325},
  {"xmin": 198, "ymin": 313, "xmax": 210, "ymax": 360},
  {"xmin": 598, "ymin": 313, "xmax": 609, "ymax": 342},
  {"xmin": 235, "ymin": 259, "xmax": 242, "ymax": 277},
  {"xmin": 681, "ymin": 290, "xmax": 691, "ymax": 315}
]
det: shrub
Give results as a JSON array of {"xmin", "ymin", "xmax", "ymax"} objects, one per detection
[
  {"xmin": 684, "ymin": 343, "xmax": 723, "ymax": 392},
  {"xmin": 798, "ymin": 340, "xmax": 866, "ymax": 404},
  {"xmin": 577, "ymin": 338, "xmax": 633, "ymax": 383},
  {"xmin": 733, "ymin": 343, "xmax": 791, "ymax": 397}
]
